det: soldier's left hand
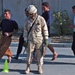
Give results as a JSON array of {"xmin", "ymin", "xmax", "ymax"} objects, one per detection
[{"xmin": 43, "ymin": 39, "xmax": 48, "ymax": 46}]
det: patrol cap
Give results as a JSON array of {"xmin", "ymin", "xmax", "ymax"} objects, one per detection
[{"xmin": 27, "ymin": 5, "xmax": 37, "ymax": 14}]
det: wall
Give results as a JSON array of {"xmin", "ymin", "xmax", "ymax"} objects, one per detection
[
  {"xmin": 1, "ymin": 0, "xmax": 75, "ymax": 34},
  {"xmin": 3, "ymin": 0, "xmax": 42, "ymax": 30},
  {"xmin": 0, "ymin": 0, "xmax": 3, "ymax": 16},
  {"xmin": 43, "ymin": 0, "xmax": 75, "ymax": 18}
]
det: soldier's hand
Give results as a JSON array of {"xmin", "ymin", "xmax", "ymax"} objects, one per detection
[
  {"xmin": 43, "ymin": 39, "xmax": 48, "ymax": 46},
  {"xmin": 23, "ymin": 41, "xmax": 27, "ymax": 47}
]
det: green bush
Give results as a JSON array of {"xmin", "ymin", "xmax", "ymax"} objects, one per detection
[{"xmin": 51, "ymin": 10, "xmax": 72, "ymax": 36}]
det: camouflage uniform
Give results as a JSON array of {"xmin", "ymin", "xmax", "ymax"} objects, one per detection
[{"xmin": 23, "ymin": 15, "xmax": 48, "ymax": 74}]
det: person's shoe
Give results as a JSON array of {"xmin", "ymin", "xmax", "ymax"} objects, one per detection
[
  {"xmin": 8, "ymin": 57, "xmax": 11, "ymax": 63},
  {"xmin": 32, "ymin": 57, "xmax": 37, "ymax": 62},
  {"xmin": 25, "ymin": 67, "xmax": 30, "ymax": 74},
  {"xmin": 51, "ymin": 53, "xmax": 58, "ymax": 61},
  {"xmin": 73, "ymin": 51, "xmax": 75, "ymax": 56},
  {"xmin": 12, "ymin": 56, "xmax": 18, "ymax": 60},
  {"xmin": 38, "ymin": 66, "xmax": 43, "ymax": 74},
  {"xmin": 74, "ymin": 53, "xmax": 75, "ymax": 56}
]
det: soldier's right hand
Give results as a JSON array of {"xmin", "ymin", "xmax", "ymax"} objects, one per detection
[{"xmin": 23, "ymin": 41, "xmax": 28, "ymax": 47}]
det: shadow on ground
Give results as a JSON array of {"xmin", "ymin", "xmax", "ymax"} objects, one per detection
[
  {"xmin": 0, "ymin": 69, "xmax": 40, "ymax": 74},
  {"xmin": 45, "ymin": 54, "xmax": 75, "ymax": 58}
]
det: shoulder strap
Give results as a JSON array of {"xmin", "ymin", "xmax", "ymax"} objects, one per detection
[{"xmin": 27, "ymin": 16, "xmax": 38, "ymax": 37}]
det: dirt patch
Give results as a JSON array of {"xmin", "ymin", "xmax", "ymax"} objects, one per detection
[
  {"xmin": 12, "ymin": 35, "xmax": 73, "ymax": 43},
  {"xmin": 50, "ymin": 35, "xmax": 73, "ymax": 43}
]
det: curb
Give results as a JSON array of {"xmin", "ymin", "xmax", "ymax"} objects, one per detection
[
  {"xmin": 10, "ymin": 42, "xmax": 72, "ymax": 47},
  {"xmin": 51, "ymin": 43, "xmax": 72, "ymax": 47}
]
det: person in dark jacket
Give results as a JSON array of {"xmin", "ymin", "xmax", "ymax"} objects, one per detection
[
  {"xmin": 42, "ymin": 2, "xmax": 58, "ymax": 60},
  {"xmin": 68, "ymin": 5, "xmax": 75, "ymax": 55},
  {"xmin": 13, "ymin": 8, "xmax": 29, "ymax": 60},
  {"xmin": 0, "ymin": 9, "xmax": 18, "ymax": 63}
]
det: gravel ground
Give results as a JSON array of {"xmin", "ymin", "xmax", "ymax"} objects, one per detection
[{"xmin": 12, "ymin": 34, "xmax": 73, "ymax": 43}]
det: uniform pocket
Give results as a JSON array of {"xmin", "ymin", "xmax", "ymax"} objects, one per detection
[{"xmin": 35, "ymin": 23, "xmax": 41, "ymax": 32}]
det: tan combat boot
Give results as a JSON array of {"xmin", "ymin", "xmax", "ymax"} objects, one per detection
[
  {"xmin": 25, "ymin": 64, "xmax": 30, "ymax": 74},
  {"xmin": 38, "ymin": 66, "xmax": 43, "ymax": 74}
]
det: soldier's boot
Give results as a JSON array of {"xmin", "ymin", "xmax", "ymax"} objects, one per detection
[
  {"xmin": 25, "ymin": 64, "xmax": 30, "ymax": 74},
  {"xmin": 38, "ymin": 66, "xmax": 43, "ymax": 74}
]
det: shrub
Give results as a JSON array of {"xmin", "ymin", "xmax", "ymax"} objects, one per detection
[{"xmin": 51, "ymin": 10, "xmax": 72, "ymax": 36}]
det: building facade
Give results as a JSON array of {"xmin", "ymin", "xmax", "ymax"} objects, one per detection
[{"xmin": 0, "ymin": 0, "xmax": 75, "ymax": 33}]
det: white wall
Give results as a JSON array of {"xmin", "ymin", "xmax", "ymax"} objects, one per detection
[
  {"xmin": 3, "ymin": 0, "xmax": 42, "ymax": 30},
  {"xmin": 43, "ymin": 0, "xmax": 75, "ymax": 18},
  {"xmin": 0, "ymin": 0, "xmax": 3, "ymax": 16},
  {"xmin": 3, "ymin": 0, "xmax": 29, "ymax": 29},
  {"xmin": 2, "ymin": 0, "xmax": 75, "ymax": 34}
]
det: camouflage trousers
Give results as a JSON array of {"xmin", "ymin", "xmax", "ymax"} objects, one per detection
[{"xmin": 26, "ymin": 40, "xmax": 44, "ymax": 66}]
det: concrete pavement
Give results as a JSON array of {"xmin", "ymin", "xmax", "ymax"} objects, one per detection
[
  {"xmin": 0, "ymin": 42, "xmax": 75, "ymax": 75},
  {"xmin": 10, "ymin": 42, "xmax": 72, "ymax": 47}
]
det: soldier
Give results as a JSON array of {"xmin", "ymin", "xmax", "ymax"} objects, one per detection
[{"xmin": 23, "ymin": 5, "xmax": 48, "ymax": 74}]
